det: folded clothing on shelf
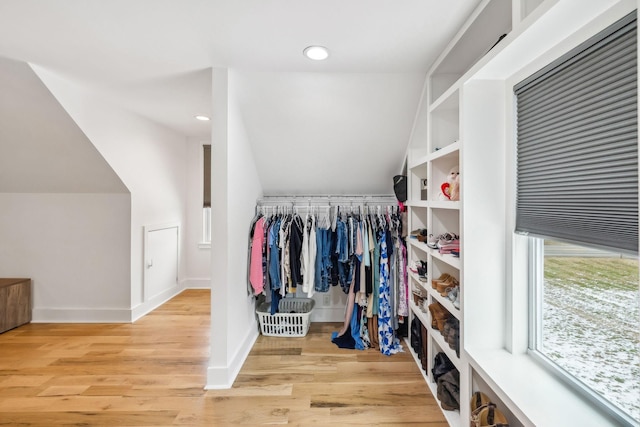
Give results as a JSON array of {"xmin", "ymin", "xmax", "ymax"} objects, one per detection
[{"xmin": 438, "ymin": 241, "xmax": 460, "ymax": 254}]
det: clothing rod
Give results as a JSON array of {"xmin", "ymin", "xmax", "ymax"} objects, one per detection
[{"xmin": 257, "ymin": 195, "xmax": 397, "ymax": 205}]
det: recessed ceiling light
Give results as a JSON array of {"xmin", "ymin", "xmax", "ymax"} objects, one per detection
[
  {"xmin": 194, "ymin": 115, "xmax": 210, "ymax": 121},
  {"xmin": 303, "ymin": 46, "xmax": 329, "ymax": 61}
]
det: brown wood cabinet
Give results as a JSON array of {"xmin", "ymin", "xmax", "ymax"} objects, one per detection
[{"xmin": 0, "ymin": 278, "xmax": 32, "ymax": 333}]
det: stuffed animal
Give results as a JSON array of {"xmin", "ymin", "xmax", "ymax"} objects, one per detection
[
  {"xmin": 449, "ymin": 166, "xmax": 460, "ymax": 201},
  {"xmin": 440, "ymin": 166, "xmax": 460, "ymax": 201}
]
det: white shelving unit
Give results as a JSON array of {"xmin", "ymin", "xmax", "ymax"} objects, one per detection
[
  {"xmin": 404, "ymin": 0, "xmax": 520, "ymax": 425},
  {"xmin": 403, "ymin": 0, "xmax": 637, "ymax": 426}
]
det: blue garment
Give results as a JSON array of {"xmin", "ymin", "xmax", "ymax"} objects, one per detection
[
  {"xmin": 350, "ymin": 302, "xmax": 364, "ymax": 350},
  {"xmin": 337, "ymin": 220, "xmax": 348, "ymax": 263},
  {"xmin": 268, "ymin": 218, "xmax": 281, "ymax": 291},
  {"xmin": 315, "ymin": 228, "xmax": 331, "ymax": 292},
  {"xmin": 270, "ymin": 289, "xmax": 281, "ymax": 315},
  {"xmin": 378, "ymin": 230, "xmax": 402, "ymax": 356},
  {"xmin": 336, "ymin": 220, "xmax": 352, "ymax": 291},
  {"xmin": 268, "ymin": 218, "xmax": 282, "ymax": 315}
]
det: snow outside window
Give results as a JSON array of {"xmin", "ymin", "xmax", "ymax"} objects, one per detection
[{"xmin": 529, "ymin": 238, "xmax": 639, "ymax": 425}]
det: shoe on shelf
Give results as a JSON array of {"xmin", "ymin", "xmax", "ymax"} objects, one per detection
[
  {"xmin": 410, "ymin": 229, "xmax": 429, "ymax": 242},
  {"xmin": 428, "ymin": 302, "xmax": 450, "ymax": 332},
  {"xmin": 412, "ymin": 283, "xmax": 427, "ymax": 297},
  {"xmin": 442, "ymin": 319, "xmax": 451, "ymax": 339},
  {"xmin": 444, "ymin": 317, "xmax": 457, "ymax": 344},
  {"xmin": 417, "ymin": 260, "xmax": 427, "ymax": 278},
  {"xmin": 437, "ymin": 233, "xmax": 459, "ymax": 248},
  {"xmin": 426, "ymin": 234, "xmax": 439, "ymax": 249},
  {"xmin": 444, "ymin": 286, "xmax": 460, "ymax": 309},
  {"xmin": 470, "ymin": 393, "xmax": 510, "ymax": 427},
  {"xmin": 452, "ymin": 292, "xmax": 460, "ymax": 310},
  {"xmin": 409, "ymin": 261, "xmax": 420, "ymax": 273},
  {"xmin": 436, "ymin": 276, "xmax": 459, "ymax": 296},
  {"xmin": 431, "ymin": 272, "xmax": 452, "ymax": 289},
  {"xmin": 475, "ymin": 403, "xmax": 509, "ymax": 427},
  {"xmin": 470, "ymin": 391, "xmax": 491, "ymax": 413}
]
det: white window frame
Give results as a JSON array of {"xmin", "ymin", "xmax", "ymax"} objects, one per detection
[
  {"xmin": 527, "ymin": 237, "xmax": 638, "ymax": 426},
  {"xmin": 202, "ymin": 206, "xmax": 211, "ymax": 245},
  {"xmin": 199, "ymin": 142, "xmax": 212, "ymax": 248}
]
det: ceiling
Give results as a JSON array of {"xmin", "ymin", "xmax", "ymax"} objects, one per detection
[{"xmin": 0, "ymin": 0, "xmax": 482, "ymax": 194}]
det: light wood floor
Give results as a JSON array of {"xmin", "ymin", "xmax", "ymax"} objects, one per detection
[{"xmin": 0, "ymin": 289, "xmax": 448, "ymax": 426}]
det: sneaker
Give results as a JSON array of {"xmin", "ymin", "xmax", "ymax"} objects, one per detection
[
  {"xmin": 437, "ymin": 233, "xmax": 459, "ymax": 248},
  {"xmin": 426, "ymin": 234, "xmax": 440, "ymax": 249}
]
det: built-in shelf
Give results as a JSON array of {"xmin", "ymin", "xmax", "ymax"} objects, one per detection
[
  {"xmin": 409, "ymin": 154, "xmax": 429, "ymax": 170},
  {"xmin": 430, "ymin": 84, "xmax": 460, "ymax": 113},
  {"xmin": 410, "ymin": 300, "xmax": 461, "ymax": 369},
  {"xmin": 403, "ymin": 1, "xmax": 637, "ymax": 426},
  {"xmin": 430, "ymin": 248, "xmax": 461, "ymax": 270},
  {"xmin": 430, "ymin": 0, "xmax": 513, "ymax": 102},
  {"xmin": 405, "ymin": 0, "xmax": 515, "ymax": 425},
  {"xmin": 406, "ymin": 200, "xmax": 429, "ymax": 208},
  {"xmin": 430, "ymin": 200, "xmax": 461, "ymax": 210},
  {"xmin": 409, "ymin": 272, "xmax": 459, "ymax": 315},
  {"xmin": 408, "ymin": 240, "xmax": 461, "ymax": 270},
  {"xmin": 430, "ymin": 141, "xmax": 460, "ymax": 162},
  {"xmin": 404, "ymin": 337, "xmax": 462, "ymax": 427}
]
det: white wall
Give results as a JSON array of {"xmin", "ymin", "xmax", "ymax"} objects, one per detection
[
  {"xmin": 0, "ymin": 57, "xmax": 127, "ymax": 194},
  {"xmin": 207, "ymin": 68, "xmax": 263, "ymax": 388},
  {"xmin": 0, "ymin": 57, "xmax": 134, "ymax": 321},
  {"xmin": 33, "ymin": 66, "xmax": 189, "ymax": 316},
  {"xmin": 0, "ymin": 193, "xmax": 131, "ymax": 321}
]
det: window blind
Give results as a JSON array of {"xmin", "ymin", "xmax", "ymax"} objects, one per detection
[
  {"xmin": 203, "ymin": 144, "xmax": 211, "ymax": 208},
  {"xmin": 515, "ymin": 11, "xmax": 638, "ymax": 254}
]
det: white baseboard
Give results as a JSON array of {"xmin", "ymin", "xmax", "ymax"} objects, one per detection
[
  {"xmin": 181, "ymin": 278, "xmax": 210, "ymax": 289},
  {"xmin": 31, "ymin": 280, "xmax": 210, "ymax": 324},
  {"xmin": 131, "ymin": 284, "xmax": 186, "ymax": 322},
  {"xmin": 32, "ymin": 308, "xmax": 132, "ymax": 323},
  {"xmin": 33, "ymin": 285, "xmax": 184, "ymax": 324},
  {"xmin": 205, "ymin": 323, "xmax": 259, "ymax": 390}
]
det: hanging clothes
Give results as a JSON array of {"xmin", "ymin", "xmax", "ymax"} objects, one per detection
[
  {"xmin": 248, "ymin": 200, "xmax": 407, "ymax": 355},
  {"xmin": 289, "ymin": 214, "xmax": 304, "ymax": 292},
  {"xmin": 249, "ymin": 216, "xmax": 266, "ymax": 294},
  {"xmin": 378, "ymin": 229, "xmax": 402, "ymax": 356}
]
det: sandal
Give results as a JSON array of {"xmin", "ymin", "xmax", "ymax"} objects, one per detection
[
  {"xmin": 470, "ymin": 393, "xmax": 509, "ymax": 427},
  {"xmin": 477, "ymin": 403, "xmax": 509, "ymax": 427}
]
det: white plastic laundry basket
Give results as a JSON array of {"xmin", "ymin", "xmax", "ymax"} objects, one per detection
[{"xmin": 256, "ymin": 298, "xmax": 315, "ymax": 337}]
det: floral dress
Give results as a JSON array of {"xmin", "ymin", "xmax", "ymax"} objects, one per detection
[{"xmin": 378, "ymin": 230, "xmax": 402, "ymax": 356}]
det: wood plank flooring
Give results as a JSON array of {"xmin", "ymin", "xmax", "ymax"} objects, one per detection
[{"xmin": 0, "ymin": 289, "xmax": 448, "ymax": 426}]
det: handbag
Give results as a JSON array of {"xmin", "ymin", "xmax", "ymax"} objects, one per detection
[{"xmin": 393, "ymin": 175, "xmax": 407, "ymax": 202}]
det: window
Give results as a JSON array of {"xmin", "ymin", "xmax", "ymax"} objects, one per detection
[
  {"xmin": 530, "ymin": 239, "xmax": 639, "ymax": 423},
  {"xmin": 203, "ymin": 144, "xmax": 211, "ymax": 244},
  {"xmin": 516, "ymin": 11, "xmax": 638, "ymax": 426}
]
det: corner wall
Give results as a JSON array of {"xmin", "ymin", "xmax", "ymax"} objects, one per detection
[
  {"xmin": 32, "ymin": 66, "xmax": 189, "ymax": 319},
  {"xmin": 0, "ymin": 56, "xmax": 133, "ymax": 320},
  {"xmin": 207, "ymin": 68, "xmax": 263, "ymax": 388}
]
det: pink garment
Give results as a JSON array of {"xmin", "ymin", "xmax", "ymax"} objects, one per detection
[
  {"xmin": 356, "ymin": 223, "xmax": 364, "ymax": 257},
  {"xmin": 249, "ymin": 217, "xmax": 266, "ymax": 294}
]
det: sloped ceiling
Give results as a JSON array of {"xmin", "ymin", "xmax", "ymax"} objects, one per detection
[
  {"xmin": 0, "ymin": 0, "xmax": 482, "ymax": 195},
  {"xmin": 0, "ymin": 56, "xmax": 128, "ymax": 193}
]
